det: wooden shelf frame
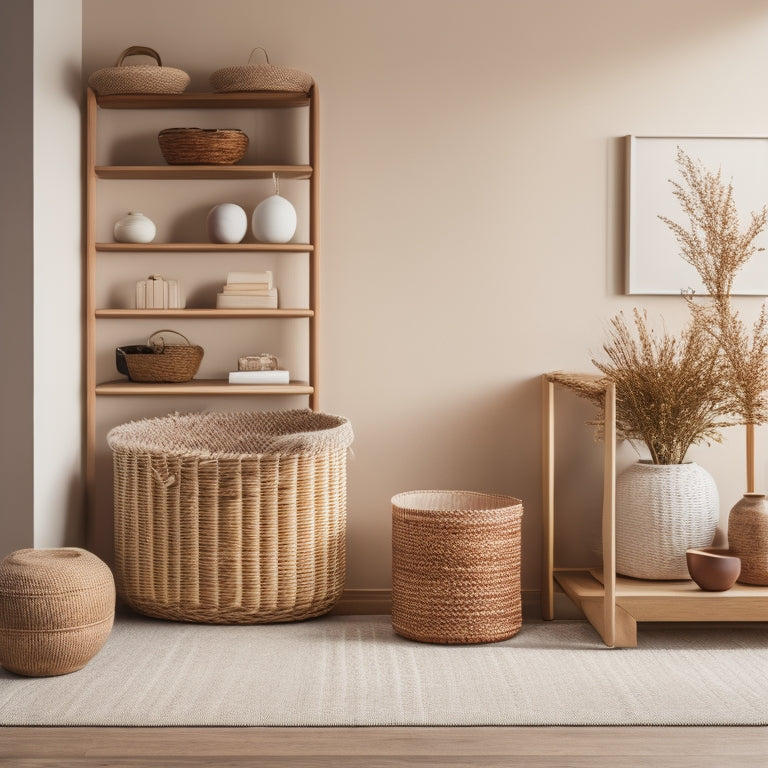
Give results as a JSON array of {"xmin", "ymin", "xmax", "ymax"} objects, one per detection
[
  {"xmin": 541, "ymin": 372, "xmax": 768, "ymax": 648},
  {"xmin": 85, "ymin": 87, "xmax": 321, "ymax": 531}
]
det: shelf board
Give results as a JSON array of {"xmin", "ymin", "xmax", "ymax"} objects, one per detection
[
  {"xmin": 96, "ymin": 242, "xmax": 313, "ymax": 252},
  {"xmin": 556, "ymin": 570, "xmax": 768, "ymax": 624},
  {"xmin": 95, "ymin": 308, "xmax": 313, "ymax": 318},
  {"xmin": 95, "ymin": 164, "xmax": 311, "ymax": 180},
  {"xmin": 96, "ymin": 379, "xmax": 313, "ymax": 396},
  {"xmin": 95, "ymin": 91, "xmax": 311, "ymax": 110}
]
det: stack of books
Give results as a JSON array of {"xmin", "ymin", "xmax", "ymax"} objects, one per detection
[
  {"xmin": 228, "ymin": 369, "xmax": 290, "ymax": 384},
  {"xmin": 216, "ymin": 270, "xmax": 278, "ymax": 309}
]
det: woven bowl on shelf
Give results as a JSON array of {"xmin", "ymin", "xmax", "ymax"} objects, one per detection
[
  {"xmin": 115, "ymin": 329, "xmax": 203, "ymax": 383},
  {"xmin": 210, "ymin": 46, "xmax": 313, "ymax": 94},
  {"xmin": 88, "ymin": 46, "xmax": 190, "ymax": 96},
  {"xmin": 158, "ymin": 128, "xmax": 249, "ymax": 165}
]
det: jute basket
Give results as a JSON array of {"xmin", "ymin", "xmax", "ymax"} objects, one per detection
[
  {"xmin": 115, "ymin": 329, "xmax": 203, "ymax": 383},
  {"xmin": 107, "ymin": 410, "xmax": 354, "ymax": 624},
  {"xmin": 210, "ymin": 47, "xmax": 313, "ymax": 94},
  {"xmin": 392, "ymin": 490, "xmax": 524, "ymax": 644},
  {"xmin": 158, "ymin": 128, "xmax": 249, "ymax": 165},
  {"xmin": 88, "ymin": 46, "xmax": 190, "ymax": 96},
  {"xmin": 0, "ymin": 549, "xmax": 115, "ymax": 677}
]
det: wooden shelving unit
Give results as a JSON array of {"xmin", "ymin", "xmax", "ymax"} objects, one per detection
[
  {"xmin": 541, "ymin": 372, "xmax": 768, "ymax": 647},
  {"xmin": 85, "ymin": 87, "xmax": 320, "ymax": 534}
]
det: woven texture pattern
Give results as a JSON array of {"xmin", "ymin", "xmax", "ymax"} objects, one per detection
[
  {"xmin": 615, "ymin": 462, "xmax": 719, "ymax": 580},
  {"xmin": 116, "ymin": 330, "xmax": 203, "ymax": 383},
  {"xmin": 392, "ymin": 490, "xmax": 523, "ymax": 644},
  {"xmin": 88, "ymin": 46, "xmax": 190, "ymax": 95},
  {"xmin": 107, "ymin": 410, "xmax": 353, "ymax": 624},
  {"xmin": 728, "ymin": 493, "xmax": 768, "ymax": 585},
  {"xmin": 158, "ymin": 128, "xmax": 249, "ymax": 165},
  {"xmin": 0, "ymin": 549, "xmax": 115, "ymax": 677}
]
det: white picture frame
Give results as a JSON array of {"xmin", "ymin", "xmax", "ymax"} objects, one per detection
[{"xmin": 625, "ymin": 135, "xmax": 768, "ymax": 295}]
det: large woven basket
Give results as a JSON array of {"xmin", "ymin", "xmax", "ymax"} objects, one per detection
[
  {"xmin": 115, "ymin": 329, "xmax": 203, "ymax": 383},
  {"xmin": 107, "ymin": 410, "xmax": 354, "ymax": 624},
  {"xmin": 210, "ymin": 47, "xmax": 313, "ymax": 94},
  {"xmin": 158, "ymin": 128, "xmax": 249, "ymax": 165},
  {"xmin": 392, "ymin": 490, "xmax": 524, "ymax": 644},
  {"xmin": 88, "ymin": 46, "xmax": 190, "ymax": 96}
]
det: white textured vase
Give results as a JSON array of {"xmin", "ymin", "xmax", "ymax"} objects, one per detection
[
  {"xmin": 113, "ymin": 212, "xmax": 156, "ymax": 244},
  {"xmin": 207, "ymin": 203, "xmax": 247, "ymax": 244},
  {"xmin": 615, "ymin": 461, "xmax": 719, "ymax": 580},
  {"xmin": 251, "ymin": 194, "xmax": 297, "ymax": 243}
]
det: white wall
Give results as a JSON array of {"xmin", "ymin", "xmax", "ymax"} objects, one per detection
[
  {"xmin": 33, "ymin": 0, "xmax": 84, "ymax": 548},
  {"xmin": 75, "ymin": 0, "xmax": 768, "ymax": 594}
]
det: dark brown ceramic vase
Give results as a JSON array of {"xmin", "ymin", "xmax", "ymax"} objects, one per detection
[{"xmin": 728, "ymin": 492, "xmax": 768, "ymax": 585}]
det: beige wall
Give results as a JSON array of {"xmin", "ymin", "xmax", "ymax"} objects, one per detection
[{"xmin": 79, "ymin": 0, "xmax": 768, "ymax": 595}]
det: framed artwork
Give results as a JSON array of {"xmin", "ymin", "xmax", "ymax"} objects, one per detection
[{"xmin": 625, "ymin": 135, "xmax": 768, "ymax": 295}]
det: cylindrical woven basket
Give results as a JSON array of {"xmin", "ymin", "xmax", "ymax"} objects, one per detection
[
  {"xmin": 158, "ymin": 128, "xmax": 249, "ymax": 165},
  {"xmin": 210, "ymin": 47, "xmax": 313, "ymax": 94},
  {"xmin": 392, "ymin": 490, "xmax": 524, "ymax": 644},
  {"xmin": 88, "ymin": 46, "xmax": 190, "ymax": 95},
  {"xmin": 615, "ymin": 461, "xmax": 719, "ymax": 580},
  {"xmin": 107, "ymin": 409, "xmax": 354, "ymax": 624},
  {"xmin": 115, "ymin": 329, "xmax": 203, "ymax": 383},
  {"xmin": 0, "ymin": 549, "xmax": 115, "ymax": 677}
]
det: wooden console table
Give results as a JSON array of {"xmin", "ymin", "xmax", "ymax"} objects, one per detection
[{"xmin": 541, "ymin": 372, "xmax": 768, "ymax": 647}]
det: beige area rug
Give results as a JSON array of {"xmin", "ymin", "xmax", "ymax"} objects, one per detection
[{"xmin": 1, "ymin": 611, "xmax": 767, "ymax": 727}]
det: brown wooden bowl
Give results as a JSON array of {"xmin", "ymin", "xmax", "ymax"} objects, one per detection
[{"xmin": 686, "ymin": 547, "xmax": 741, "ymax": 592}]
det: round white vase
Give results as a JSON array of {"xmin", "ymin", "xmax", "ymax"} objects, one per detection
[
  {"xmin": 207, "ymin": 203, "xmax": 247, "ymax": 244},
  {"xmin": 113, "ymin": 212, "xmax": 156, "ymax": 244},
  {"xmin": 615, "ymin": 461, "xmax": 719, "ymax": 580},
  {"xmin": 251, "ymin": 194, "xmax": 297, "ymax": 243}
]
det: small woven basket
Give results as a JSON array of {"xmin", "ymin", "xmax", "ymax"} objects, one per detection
[
  {"xmin": 210, "ymin": 47, "xmax": 313, "ymax": 94},
  {"xmin": 392, "ymin": 490, "xmax": 524, "ymax": 644},
  {"xmin": 88, "ymin": 46, "xmax": 190, "ymax": 96},
  {"xmin": 115, "ymin": 329, "xmax": 203, "ymax": 383},
  {"xmin": 158, "ymin": 128, "xmax": 249, "ymax": 165},
  {"xmin": 0, "ymin": 549, "xmax": 115, "ymax": 677},
  {"xmin": 107, "ymin": 409, "xmax": 354, "ymax": 624}
]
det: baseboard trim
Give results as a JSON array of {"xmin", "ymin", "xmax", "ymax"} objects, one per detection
[{"xmin": 333, "ymin": 589, "xmax": 566, "ymax": 620}]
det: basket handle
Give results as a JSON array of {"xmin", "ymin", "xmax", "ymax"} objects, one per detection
[
  {"xmin": 115, "ymin": 46, "xmax": 163, "ymax": 68},
  {"xmin": 147, "ymin": 329, "xmax": 192, "ymax": 352},
  {"xmin": 247, "ymin": 46, "xmax": 270, "ymax": 66}
]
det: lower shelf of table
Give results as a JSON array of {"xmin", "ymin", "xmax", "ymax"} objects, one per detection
[{"xmin": 554, "ymin": 569, "xmax": 768, "ymax": 647}]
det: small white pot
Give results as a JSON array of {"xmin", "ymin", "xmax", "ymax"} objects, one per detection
[
  {"xmin": 207, "ymin": 203, "xmax": 247, "ymax": 244},
  {"xmin": 113, "ymin": 212, "xmax": 156, "ymax": 244}
]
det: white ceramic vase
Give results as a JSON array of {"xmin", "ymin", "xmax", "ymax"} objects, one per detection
[
  {"xmin": 615, "ymin": 461, "xmax": 719, "ymax": 580},
  {"xmin": 113, "ymin": 212, "xmax": 156, "ymax": 244},
  {"xmin": 207, "ymin": 203, "xmax": 247, "ymax": 244},
  {"xmin": 251, "ymin": 194, "xmax": 297, "ymax": 243}
]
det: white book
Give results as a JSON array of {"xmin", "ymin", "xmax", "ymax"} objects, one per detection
[
  {"xmin": 228, "ymin": 370, "xmax": 290, "ymax": 384},
  {"xmin": 226, "ymin": 270, "xmax": 273, "ymax": 289},
  {"xmin": 216, "ymin": 292, "xmax": 278, "ymax": 309}
]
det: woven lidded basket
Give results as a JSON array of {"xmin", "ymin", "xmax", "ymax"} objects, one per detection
[
  {"xmin": 115, "ymin": 329, "xmax": 203, "ymax": 383},
  {"xmin": 88, "ymin": 46, "xmax": 190, "ymax": 96},
  {"xmin": 392, "ymin": 490, "xmax": 524, "ymax": 644},
  {"xmin": 210, "ymin": 46, "xmax": 313, "ymax": 94},
  {"xmin": 158, "ymin": 128, "xmax": 249, "ymax": 165},
  {"xmin": 107, "ymin": 409, "xmax": 354, "ymax": 624},
  {"xmin": 0, "ymin": 549, "xmax": 115, "ymax": 676}
]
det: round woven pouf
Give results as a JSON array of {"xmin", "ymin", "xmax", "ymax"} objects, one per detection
[
  {"xmin": 392, "ymin": 490, "xmax": 524, "ymax": 644},
  {"xmin": 0, "ymin": 548, "xmax": 115, "ymax": 676}
]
